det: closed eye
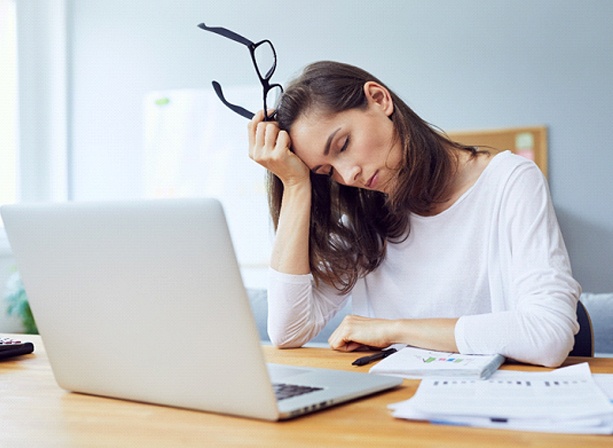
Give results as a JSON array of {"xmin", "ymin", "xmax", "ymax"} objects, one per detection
[
  {"xmin": 340, "ymin": 136, "xmax": 350, "ymax": 152},
  {"xmin": 326, "ymin": 137, "xmax": 351, "ymax": 177},
  {"xmin": 314, "ymin": 137, "xmax": 350, "ymax": 177}
]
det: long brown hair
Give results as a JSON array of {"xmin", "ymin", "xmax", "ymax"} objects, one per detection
[{"xmin": 271, "ymin": 61, "xmax": 474, "ymax": 293}]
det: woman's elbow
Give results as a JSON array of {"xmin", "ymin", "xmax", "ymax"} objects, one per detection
[
  {"xmin": 267, "ymin": 313, "xmax": 326, "ymax": 348},
  {"xmin": 268, "ymin": 332, "xmax": 305, "ymax": 349},
  {"xmin": 526, "ymin": 329, "xmax": 575, "ymax": 368},
  {"xmin": 516, "ymin": 303, "xmax": 579, "ymax": 367},
  {"xmin": 536, "ymin": 342, "xmax": 572, "ymax": 368},
  {"xmin": 267, "ymin": 325, "xmax": 313, "ymax": 349}
]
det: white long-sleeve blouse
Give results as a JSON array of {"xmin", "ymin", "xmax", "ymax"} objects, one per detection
[{"xmin": 267, "ymin": 151, "xmax": 581, "ymax": 367}]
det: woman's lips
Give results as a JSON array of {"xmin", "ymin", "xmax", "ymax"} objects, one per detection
[{"xmin": 365, "ymin": 171, "xmax": 378, "ymax": 189}]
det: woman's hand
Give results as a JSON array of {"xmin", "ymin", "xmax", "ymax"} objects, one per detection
[
  {"xmin": 247, "ymin": 110, "xmax": 310, "ymax": 188},
  {"xmin": 328, "ymin": 315, "xmax": 396, "ymax": 352},
  {"xmin": 328, "ymin": 315, "xmax": 460, "ymax": 353}
]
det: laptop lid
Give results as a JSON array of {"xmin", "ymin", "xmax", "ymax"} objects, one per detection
[{"xmin": 1, "ymin": 199, "xmax": 401, "ymax": 420}]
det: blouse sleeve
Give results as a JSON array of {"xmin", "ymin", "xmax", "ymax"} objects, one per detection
[
  {"xmin": 455, "ymin": 161, "xmax": 581, "ymax": 367},
  {"xmin": 266, "ymin": 268, "xmax": 350, "ymax": 348}
]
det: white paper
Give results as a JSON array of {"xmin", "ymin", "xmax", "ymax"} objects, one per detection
[
  {"xmin": 391, "ymin": 363, "xmax": 613, "ymax": 434},
  {"xmin": 369, "ymin": 346, "xmax": 504, "ymax": 379},
  {"xmin": 594, "ymin": 374, "xmax": 613, "ymax": 401}
]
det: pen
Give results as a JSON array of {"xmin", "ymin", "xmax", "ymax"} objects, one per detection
[{"xmin": 352, "ymin": 348, "xmax": 398, "ymax": 366}]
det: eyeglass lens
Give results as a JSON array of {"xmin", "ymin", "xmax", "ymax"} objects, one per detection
[
  {"xmin": 264, "ymin": 84, "xmax": 283, "ymax": 115},
  {"xmin": 252, "ymin": 41, "xmax": 276, "ymax": 80}
]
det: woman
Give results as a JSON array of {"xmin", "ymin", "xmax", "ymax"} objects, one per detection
[{"xmin": 247, "ymin": 61, "xmax": 580, "ymax": 367}]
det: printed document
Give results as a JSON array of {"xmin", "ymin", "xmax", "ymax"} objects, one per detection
[{"xmin": 390, "ymin": 363, "xmax": 613, "ymax": 434}]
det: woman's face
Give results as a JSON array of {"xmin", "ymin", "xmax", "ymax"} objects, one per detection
[{"xmin": 288, "ymin": 83, "xmax": 403, "ymax": 194}]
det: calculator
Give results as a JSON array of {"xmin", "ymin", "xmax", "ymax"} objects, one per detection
[{"xmin": 0, "ymin": 337, "xmax": 35, "ymax": 360}]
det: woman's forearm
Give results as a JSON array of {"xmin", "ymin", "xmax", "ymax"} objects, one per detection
[
  {"xmin": 270, "ymin": 181, "xmax": 312, "ymax": 275},
  {"xmin": 392, "ymin": 318, "xmax": 459, "ymax": 352},
  {"xmin": 328, "ymin": 315, "xmax": 459, "ymax": 353}
]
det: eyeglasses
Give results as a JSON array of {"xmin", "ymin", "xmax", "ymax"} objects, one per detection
[{"xmin": 198, "ymin": 23, "xmax": 283, "ymax": 122}]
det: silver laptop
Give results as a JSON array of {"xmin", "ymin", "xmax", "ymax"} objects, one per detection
[{"xmin": 1, "ymin": 198, "xmax": 401, "ymax": 420}]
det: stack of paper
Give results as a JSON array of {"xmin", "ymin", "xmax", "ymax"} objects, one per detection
[
  {"xmin": 369, "ymin": 346, "xmax": 504, "ymax": 380},
  {"xmin": 390, "ymin": 363, "xmax": 613, "ymax": 434}
]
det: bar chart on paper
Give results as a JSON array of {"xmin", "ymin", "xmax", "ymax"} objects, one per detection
[
  {"xmin": 369, "ymin": 346, "xmax": 505, "ymax": 379},
  {"xmin": 422, "ymin": 354, "xmax": 476, "ymax": 366}
]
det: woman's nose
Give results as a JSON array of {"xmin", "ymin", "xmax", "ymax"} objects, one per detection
[{"xmin": 335, "ymin": 163, "xmax": 361, "ymax": 186}]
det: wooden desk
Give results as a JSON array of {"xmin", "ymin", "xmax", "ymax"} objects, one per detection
[{"xmin": 1, "ymin": 335, "xmax": 612, "ymax": 447}]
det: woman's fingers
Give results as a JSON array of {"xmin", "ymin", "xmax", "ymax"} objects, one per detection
[
  {"xmin": 263, "ymin": 122, "xmax": 279, "ymax": 149},
  {"xmin": 247, "ymin": 109, "xmax": 264, "ymax": 151},
  {"xmin": 249, "ymin": 111, "xmax": 284, "ymax": 158},
  {"xmin": 275, "ymin": 129, "xmax": 291, "ymax": 151},
  {"xmin": 328, "ymin": 315, "xmax": 394, "ymax": 352},
  {"xmin": 247, "ymin": 110, "xmax": 310, "ymax": 186}
]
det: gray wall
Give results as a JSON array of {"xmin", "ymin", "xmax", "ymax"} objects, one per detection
[{"xmin": 67, "ymin": 0, "xmax": 613, "ymax": 292}]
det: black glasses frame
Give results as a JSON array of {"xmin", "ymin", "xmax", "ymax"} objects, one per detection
[{"xmin": 198, "ymin": 23, "xmax": 283, "ymax": 121}]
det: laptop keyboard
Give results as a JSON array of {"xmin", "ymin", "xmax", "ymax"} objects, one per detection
[{"xmin": 273, "ymin": 383, "xmax": 323, "ymax": 401}]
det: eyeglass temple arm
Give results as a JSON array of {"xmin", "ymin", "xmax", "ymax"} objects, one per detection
[
  {"xmin": 211, "ymin": 81, "xmax": 255, "ymax": 120},
  {"xmin": 197, "ymin": 23, "xmax": 255, "ymax": 48}
]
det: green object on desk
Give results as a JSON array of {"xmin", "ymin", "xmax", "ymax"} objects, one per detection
[{"xmin": 4, "ymin": 271, "xmax": 38, "ymax": 334}]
